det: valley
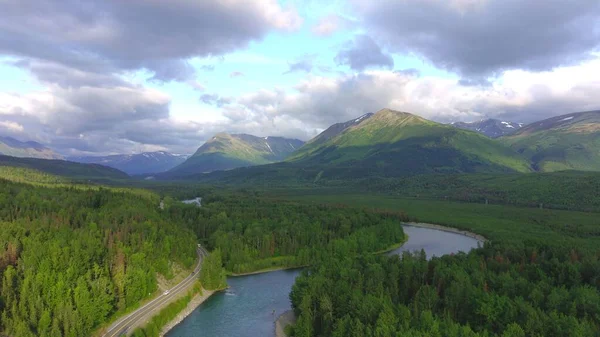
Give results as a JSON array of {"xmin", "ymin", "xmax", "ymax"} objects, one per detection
[
  {"xmin": 2, "ymin": 109, "xmax": 600, "ymax": 337},
  {"xmin": 2, "ymin": 3, "xmax": 600, "ymax": 337}
]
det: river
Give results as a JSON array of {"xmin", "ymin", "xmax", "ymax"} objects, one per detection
[{"xmin": 166, "ymin": 225, "xmax": 482, "ymax": 337}]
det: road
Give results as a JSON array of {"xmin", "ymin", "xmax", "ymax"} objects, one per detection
[{"xmin": 103, "ymin": 245, "xmax": 207, "ymax": 337}]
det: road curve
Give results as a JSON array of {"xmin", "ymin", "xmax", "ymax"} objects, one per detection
[{"xmin": 103, "ymin": 246, "xmax": 207, "ymax": 337}]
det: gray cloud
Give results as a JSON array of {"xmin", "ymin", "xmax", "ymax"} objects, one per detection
[
  {"xmin": 335, "ymin": 35, "xmax": 394, "ymax": 71},
  {"xmin": 284, "ymin": 55, "xmax": 316, "ymax": 74},
  {"xmin": 355, "ymin": 0, "xmax": 600, "ymax": 77},
  {"xmin": 229, "ymin": 71, "xmax": 244, "ymax": 78},
  {"xmin": 200, "ymin": 94, "xmax": 233, "ymax": 107},
  {"xmin": 10, "ymin": 60, "xmax": 129, "ymax": 89},
  {"xmin": 0, "ymin": 85, "xmax": 176, "ymax": 154},
  {"xmin": 0, "ymin": 0, "xmax": 301, "ymax": 83},
  {"xmin": 4, "ymin": 66, "xmax": 600, "ymax": 155},
  {"xmin": 0, "ymin": 0, "xmax": 303, "ymax": 155}
]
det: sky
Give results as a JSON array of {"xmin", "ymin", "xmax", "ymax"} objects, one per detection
[{"xmin": 0, "ymin": 0, "xmax": 599, "ymax": 156}]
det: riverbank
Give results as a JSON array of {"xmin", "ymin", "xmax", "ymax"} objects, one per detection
[
  {"xmin": 275, "ymin": 310, "xmax": 297, "ymax": 337},
  {"xmin": 228, "ymin": 265, "xmax": 308, "ymax": 277},
  {"xmin": 373, "ymin": 235, "xmax": 410, "ymax": 254},
  {"xmin": 403, "ymin": 222, "xmax": 487, "ymax": 243},
  {"xmin": 158, "ymin": 288, "xmax": 215, "ymax": 336},
  {"xmin": 229, "ymin": 234, "xmax": 411, "ymax": 277}
]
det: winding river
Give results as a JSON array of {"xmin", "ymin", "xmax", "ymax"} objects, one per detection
[{"xmin": 166, "ymin": 225, "xmax": 482, "ymax": 337}]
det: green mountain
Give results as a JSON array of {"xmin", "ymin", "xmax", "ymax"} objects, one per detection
[
  {"xmin": 0, "ymin": 136, "xmax": 63, "ymax": 159},
  {"xmin": 288, "ymin": 108, "xmax": 531, "ymax": 177},
  {"xmin": 501, "ymin": 110, "xmax": 600, "ymax": 172},
  {"xmin": 165, "ymin": 133, "xmax": 304, "ymax": 177},
  {"xmin": 0, "ymin": 155, "xmax": 129, "ymax": 180}
]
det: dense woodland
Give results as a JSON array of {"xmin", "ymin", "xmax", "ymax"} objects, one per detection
[
  {"xmin": 4, "ymin": 166, "xmax": 600, "ymax": 337},
  {"xmin": 167, "ymin": 194, "xmax": 408, "ymax": 274},
  {"xmin": 290, "ymin": 241, "xmax": 600, "ymax": 336},
  {"xmin": 0, "ymin": 172, "xmax": 410, "ymax": 335},
  {"xmin": 0, "ymin": 179, "xmax": 198, "ymax": 337}
]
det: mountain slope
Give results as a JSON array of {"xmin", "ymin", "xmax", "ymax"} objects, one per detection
[
  {"xmin": 0, "ymin": 136, "xmax": 63, "ymax": 159},
  {"xmin": 69, "ymin": 151, "xmax": 187, "ymax": 175},
  {"xmin": 451, "ymin": 119, "xmax": 523, "ymax": 138},
  {"xmin": 501, "ymin": 110, "xmax": 600, "ymax": 172},
  {"xmin": 287, "ymin": 108, "xmax": 531, "ymax": 177},
  {"xmin": 0, "ymin": 155, "xmax": 129, "ymax": 180},
  {"xmin": 166, "ymin": 133, "xmax": 304, "ymax": 176},
  {"xmin": 304, "ymin": 113, "xmax": 374, "ymax": 149}
]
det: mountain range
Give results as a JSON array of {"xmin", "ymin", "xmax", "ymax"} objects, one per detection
[
  {"xmin": 69, "ymin": 151, "xmax": 188, "ymax": 175},
  {"xmin": 165, "ymin": 133, "xmax": 304, "ymax": 177},
  {"xmin": 450, "ymin": 119, "xmax": 523, "ymax": 138},
  {"xmin": 502, "ymin": 110, "xmax": 600, "ymax": 172},
  {"xmin": 2, "ymin": 109, "xmax": 600, "ymax": 181},
  {"xmin": 0, "ymin": 136, "xmax": 63, "ymax": 160}
]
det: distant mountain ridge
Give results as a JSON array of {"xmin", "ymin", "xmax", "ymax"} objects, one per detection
[
  {"xmin": 451, "ymin": 119, "xmax": 523, "ymax": 138},
  {"xmin": 287, "ymin": 108, "xmax": 531, "ymax": 177},
  {"xmin": 501, "ymin": 110, "xmax": 600, "ymax": 171},
  {"xmin": 0, "ymin": 155, "xmax": 128, "ymax": 180},
  {"xmin": 165, "ymin": 133, "xmax": 304, "ymax": 177},
  {"xmin": 0, "ymin": 136, "xmax": 63, "ymax": 160},
  {"xmin": 193, "ymin": 109, "xmax": 532, "ymax": 185},
  {"xmin": 69, "ymin": 151, "xmax": 188, "ymax": 175}
]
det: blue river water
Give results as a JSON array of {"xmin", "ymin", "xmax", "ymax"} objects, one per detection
[{"xmin": 166, "ymin": 225, "xmax": 482, "ymax": 337}]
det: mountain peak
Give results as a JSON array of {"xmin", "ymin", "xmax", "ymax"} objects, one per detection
[
  {"xmin": 288, "ymin": 108, "xmax": 531, "ymax": 175},
  {"xmin": 0, "ymin": 136, "xmax": 63, "ymax": 160},
  {"xmin": 373, "ymin": 108, "xmax": 413, "ymax": 117},
  {"xmin": 502, "ymin": 110, "xmax": 600, "ymax": 172},
  {"xmin": 166, "ymin": 133, "xmax": 304, "ymax": 177},
  {"xmin": 451, "ymin": 118, "xmax": 523, "ymax": 138}
]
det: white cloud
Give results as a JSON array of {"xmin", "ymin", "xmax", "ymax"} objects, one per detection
[
  {"xmin": 229, "ymin": 57, "xmax": 600, "ymax": 129},
  {"xmin": 0, "ymin": 120, "xmax": 24, "ymax": 132}
]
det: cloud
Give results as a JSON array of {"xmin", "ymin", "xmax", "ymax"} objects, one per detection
[
  {"xmin": 0, "ymin": 0, "xmax": 302, "ymax": 82},
  {"xmin": 187, "ymin": 80, "xmax": 206, "ymax": 91},
  {"xmin": 0, "ymin": 85, "xmax": 180, "ymax": 154},
  {"xmin": 11, "ymin": 60, "xmax": 129, "ymax": 89},
  {"xmin": 0, "ymin": 121, "xmax": 24, "ymax": 133},
  {"xmin": 200, "ymin": 94, "xmax": 233, "ymax": 107},
  {"xmin": 311, "ymin": 14, "xmax": 351, "ymax": 36},
  {"xmin": 354, "ymin": 0, "xmax": 600, "ymax": 78},
  {"xmin": 395, "ymin": 68, "xmax": 421, "ymax": 77},
  {"xmin": 229, "ymin": 71, "xmax": 244, "ymax": 78},
  {"xmin": 227, "ymin": 59, "xmax": 600, "ymax": 132},
  {"xmin": 0, "ymin": 0, "xmax": 305, "ymax": 155},
  {"xmin": 335, "ymin": 35, "xmax": 394, "ymax": 71},
  {"xmin": 3, "ymin": 59, "xmax": 600, "ymax": 154},
  {"xmin": 284, "ymin": 55, "xmax": 316, "ymax": 74}
]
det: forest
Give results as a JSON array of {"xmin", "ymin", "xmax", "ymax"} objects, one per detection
[
  {"xmin": 0, "ymin": 179, "xmax": 198, "ymax": 337},
  {"xmin": 0, "ymin": 171, "xmax": 411, "ymax": 335},
  {"xmin": 166, "ymin": 194, "xmax": 408, "ymax": 274},
  {"xmin": 288, "ymin": 226, "xmax": 600, "ymax": 336},
  {"xmin": 290, "ymin": 242, "xmax": 600, "ymax": 336}
]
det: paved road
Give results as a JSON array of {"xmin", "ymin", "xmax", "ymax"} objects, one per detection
[{"xmin": 103, "ymin": 246, "xmax": 207, "ymax": 337}]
